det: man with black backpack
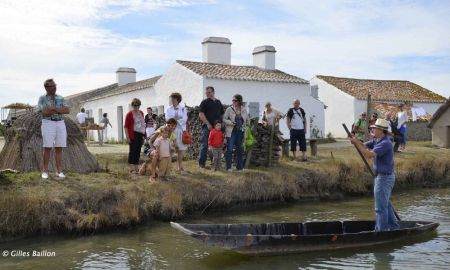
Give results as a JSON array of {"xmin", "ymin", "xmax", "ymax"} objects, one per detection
[{"xmin": 286, "ymin": 99, "xmax": 307, "ymax": 161}]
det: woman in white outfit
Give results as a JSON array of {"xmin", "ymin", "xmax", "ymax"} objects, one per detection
[
  {"xmin": 100, "ymin": 113, "xmax": 112, "ymax": 143},
  {"xmin": 165, "ymin": 92, "xmax": 188, "ymax": 172},
  {"xmin": 396, "ymin": 104, "xmax": 408, "ymax": 151}
]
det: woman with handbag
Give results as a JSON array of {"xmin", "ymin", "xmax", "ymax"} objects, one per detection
[
  {"xmin": 165, "ymin": 92, "xmax": 189, "ymax": 173},
  {"xmin": 223, "ymin": 94, "xmax": 248, "ymax": 172}
]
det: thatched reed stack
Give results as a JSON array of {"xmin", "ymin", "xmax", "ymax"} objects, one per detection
[{"xmin": 0, "ymin": 112, "xmax": 100, "ymax": 173}]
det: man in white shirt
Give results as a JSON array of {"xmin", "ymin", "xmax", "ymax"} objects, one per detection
[
  {"xmin": 76, "ymin": 108, "xmax": 87, "ymax": 125},
  {"xmin": 286, "ymin": 99, "xmax": 307, "ymax": 161},
  {"xmin": 76, "ymin": 108, "xmax": 88, "ymax": 138}
]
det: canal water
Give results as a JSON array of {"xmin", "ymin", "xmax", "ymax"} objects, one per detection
[{"xmin": 1, "ymin": 188, "xmax": 449, "ymax": 269}]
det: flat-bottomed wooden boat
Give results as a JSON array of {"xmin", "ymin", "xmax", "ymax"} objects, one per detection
[{"xmin": 171, "ymin": 220, "xmax": 439, "ymax": 255}]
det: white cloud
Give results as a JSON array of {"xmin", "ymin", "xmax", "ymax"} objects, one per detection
[
  {"xmin": 177, "ymin": 0, "xmax": 450, "ymax": 97},
  {"xmin": 0, "ymin": 0, "xmax": 206, "ymax": 108},
  {"xmin": 0, "ymin": 0, "xmax": 448, "ymax": 115}
]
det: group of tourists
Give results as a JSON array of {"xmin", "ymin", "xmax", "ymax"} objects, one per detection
[
  {"xmin": 37, "ymin": 80, "xmax": 311, "ymax": 181},
  {"xmin": 123, "ymin": 86, "xmax": 311, "ymax": 181},
  {"xmin": 37, "ymin": 78, "xmax": 398, "ymax": 232},
  {"xmin": 352, "ymin": 104, "xmax": 408, "ymax": 152}
]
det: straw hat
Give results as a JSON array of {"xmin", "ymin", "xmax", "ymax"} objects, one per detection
[{"xmin": 370, "ymin": 119, "xmax": 390, "ymax": 131}]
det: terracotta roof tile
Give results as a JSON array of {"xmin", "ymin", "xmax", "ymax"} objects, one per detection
[
  {"xmin": 65, "ymin": 83, "xmax": 118, "ymax": 103},
  {"xmin": 83, "ymin": 76, "xmax": 161, "ymax": 102},
  {"xmin": 317, "ymin": 75, "xmax": 446, "ymax": 103},
  {"xmin": 177, "ymin": 60, "xmax": 308, "ymax": 84}
]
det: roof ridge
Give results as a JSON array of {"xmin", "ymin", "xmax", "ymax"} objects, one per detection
[
  {"xmin": 176, "ymin": 60, "xmax": 308, "ymax": 84},
  {"xmin": 316, "ymin": 75, "xmax": 410, "ymax": 82},
  {"xmin": 177, "ymin": 59, "xmax": 267, "ymax": 69},
  {"xmin": 82, "ymin": 75, "xmax": 162, "ymax": 102},
  {"xmin": 65, "ymin": 83, "xmax": 118, "ymax": 99}
]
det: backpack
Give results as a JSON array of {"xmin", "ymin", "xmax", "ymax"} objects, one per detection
[{"xmin": 287, "ymin": 108, "xmax": 305, "ymax": 121}]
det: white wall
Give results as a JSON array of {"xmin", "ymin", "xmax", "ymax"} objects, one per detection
[
  {"xmin": 204, "ymin": 78, "xmax": 325, "ymax": 139},
  {"xmin": 311, "ymin": 77, "xmax": 356, "ymax": 138},
  {"xmin": 354, "ymin": 99, "xmax": 368, "ymax": 121},
  {"xmin": 432, "ymin": 108, "xmax": 450, "ymax": 147},
  {"xmin": 153, "ymin": 63, "xmax": 204, "ymax": 109},
  {"xmin": 413, "ymin": 102, "xmax": 443, "ymax": 115},
  {"xmin": 82, "ymin": 87, "xmax": 154, "ymax": 141}
]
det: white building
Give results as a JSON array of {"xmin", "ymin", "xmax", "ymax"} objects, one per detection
[
  {"xmin": 310, "ymin": 75, "xmax": 447, "ymax": 138},
  {"xmin": 76, "ymin": 37, "xmax": 325, "ymax": 141},
  {"xmin": 428, "ymin": 99, "xmax": 450, "ymax": 148}
]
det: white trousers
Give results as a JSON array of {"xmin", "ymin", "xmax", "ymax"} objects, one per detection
[
  {"xmin": 41, "ymin": 119, "xmax": 67, "ymax": 148},
  {"xmin": 103, "ymin": 127, "xmax": 108, "ymax": 142}
]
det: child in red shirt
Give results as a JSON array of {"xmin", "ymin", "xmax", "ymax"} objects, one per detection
[{"xmin": 208, "ymin": 120, "xmax": 224, "ymax": 171}]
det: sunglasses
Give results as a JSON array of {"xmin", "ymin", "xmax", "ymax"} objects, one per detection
[{"xmin": 232, "ymin": 99, "xmax": 238, "ymax": 102}]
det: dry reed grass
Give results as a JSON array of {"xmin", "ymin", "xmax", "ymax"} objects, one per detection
[{"xmin": 0, "ymin": 141, "xmax": 448, "ymax": 241}]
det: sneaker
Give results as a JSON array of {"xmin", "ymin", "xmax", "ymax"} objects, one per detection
[
  {"xmin": 41, "ymin": 172, "xmax": 49, "ymax": 179},
  {"xmin": 56, "ymin": 172, "xmax": 66, "ymax": 178},
  {"xmin": 227, "ymin": 169, "xmax": 233, "ymax": 173}
]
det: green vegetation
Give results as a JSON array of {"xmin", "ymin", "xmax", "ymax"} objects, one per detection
[
  {"xmin": 0, "ymin": 141, "xmax": 448, "ymax": 241},
  {"xmin": 0, "ymin": 123, "xmax": 5, "ymax": 137}
]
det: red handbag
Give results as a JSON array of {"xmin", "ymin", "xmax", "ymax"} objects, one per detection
[{"xmin": 182, "ymin": 121, "xmax": 192, "ymax": 145}]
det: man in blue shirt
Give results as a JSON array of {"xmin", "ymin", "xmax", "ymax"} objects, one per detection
[
  {"xmin": 38, "ymin": 79, "xmax": 70, "ymax": 180},
  {"xmin": 349, "ymin": 118, "xmax": 400, "ymax": 232}
]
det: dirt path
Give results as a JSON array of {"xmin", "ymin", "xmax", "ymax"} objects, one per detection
[
  {"xmin": 0, "ymin": 137, "xmax": 128, "ymax": 155},
  {"xmin": 318, "ymin": 139, "xmax": 352, "ymax": 149},
  {"xmin": 86, "ymin": 144, "xmax": 129, "ymax": 155}
]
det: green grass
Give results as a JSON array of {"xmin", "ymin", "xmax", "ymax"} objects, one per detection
[{"xmin": 0, "ymin": 141, "xmax": 449, "ymax": 241}]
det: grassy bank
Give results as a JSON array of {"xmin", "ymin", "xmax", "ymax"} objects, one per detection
[{"xmin": 0, "ymin": 142, "xmax": 449, "ymax": 241}]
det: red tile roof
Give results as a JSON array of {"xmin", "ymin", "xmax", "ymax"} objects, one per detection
[
  {"xmin": 177, "ymin": 60, "xmax": 308, "ymax": 84},
  {"xmin": 317, "ymin": 75, "xmax": 446, "ymax": 103}
]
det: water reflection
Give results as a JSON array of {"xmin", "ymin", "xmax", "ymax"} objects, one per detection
[{"xmin": 0, "ymin": 188, "xmax": 448, "ymax": 270}]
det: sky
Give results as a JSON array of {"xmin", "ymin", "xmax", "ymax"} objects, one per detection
[{"xmin": 1, "ymin": 0, "xmax": 449, "ymax": 110}]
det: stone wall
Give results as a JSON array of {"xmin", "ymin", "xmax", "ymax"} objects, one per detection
[{"xmin": 406, "ymin": 121, "xmax": 431, "ymax": 141}]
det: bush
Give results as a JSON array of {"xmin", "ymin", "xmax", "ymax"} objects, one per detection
[{"xmin": 0, "ymin": 123, "xmax": 5, "ymax": 136}]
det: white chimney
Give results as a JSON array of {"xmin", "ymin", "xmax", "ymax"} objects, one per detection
[
  {"xmin": 202, "ymin": 37, "xmax": 231, "ymax": 65},
  {"xmin": 253, "ymin": 45, "xmax": 276, "ymax": 70},
  {"xmin": 116, "ymin": 67, "xmax": 136, "ymax": 86}
]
